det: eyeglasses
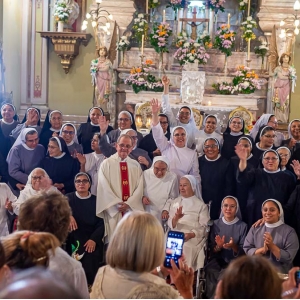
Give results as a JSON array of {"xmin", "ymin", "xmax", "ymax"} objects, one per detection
[
  {"xmin": 118, "ymin": 144, "xmax": 132, "ymax": 149},
  {"xmin": 263, "ymin": 157, "xmax": 278, "ymax": 161},
  {"xmin": 279, "ymin": 153, "xmax": 289, "ymax": 158},
  {"xmin": 62, "ymin": 130, "xmax": 74, "ymax": 135},
  {"xmin": 130, "ymin": 136, "xmax": 138, "ymax": 140},
  {"xmin": 231, "ymin": 121, "xmax": 242, "ymax": 125},
  {"xmin": 223, "ymin": 204, "xmax": 237, "ymax": 209},
  {"xmin": 75, "ymin": 179, "xmax": 90, "ymax": 184},
  {"xmin": 174, "ymin": 133, "xmax": 186, "ymax": 137},
  {"xmin": 26, "ymin": 138, "xmax": 39, "ymax": 143},
  {"xmin": 118, "ymin": 118, "xmax": 130, "ymax": 122},
  {"xmin": 48, "ymin": 145, "xmax": 58, "ymax": 149},
  {"xmin": 263, "ymin": 135, "xmax": 276, "ymax": 138},
  {"xmin": 269, "ymin": 120, "xmax": 278, "ymax": 125},
  {"xmin": 179, "ymin": 112, "xmax": 190, "ymax": 116},
  {"xmin": 32, "ymin": 176, "xmax": 44, "ymax": 181},
  {"xmin": 160, "ymin": 121, "xmax": 168, "ymax": 125},
  {"xmin": 91, "ymin": 139, "xmax": 98, "ymax": 143},
  {"xmin": 204, "ymin": 144, "xmax": 218, "ymax": 149}
]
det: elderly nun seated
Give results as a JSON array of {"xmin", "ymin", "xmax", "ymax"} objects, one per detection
[
  {"xmin": 142, "ymin": 156, "xmax": 178, "ymax": 223},
  {"xmin": 162, "ymin": 175, "xmax": 210, "ymax": 270}
]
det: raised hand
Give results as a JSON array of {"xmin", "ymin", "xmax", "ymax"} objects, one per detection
[
  {"xmin": 39, "ymin": 176, "xmax": 53, "ymax": 191},
  {"xmin": 162, "ymin": 75, "xmax": 170, "ymax": 87},
  {"xmin": 98, "ymin": 115, "xmax": 109, "ymax": 135},
  {"xmin": 290, "ymin": 160, "xmax": 300, "ymax": 178},
  {"xmin": 175, "ymin": 206, "xmax": 184, "ymax": 220},
  {"xmin": 138, "ymin": 156, "xmax": 149, "ymax": 167},
  {"xmin": 76, "ymin": 153, "xmax": 86, "ymax": 166},
  {"xmin": 150, "ymin": 98, "xmax": 161, "ymax": 115},
  {"xmin": 5, "ymin": 199, "xmax": 13, "ymax": 212},
  {"xmin": 215, "ymin": 235, "xmax": 225, "ymax": 248},
  {"xmin": 161, "ymin": 210, "xmax": 169, "ymax": 220},
  {"xmin": 235, "ymin": 143, "xmax": 248, "ymax": 161}
]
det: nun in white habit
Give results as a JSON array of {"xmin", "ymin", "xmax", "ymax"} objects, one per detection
[
  {"xmin": 163, "ymin": 175, "xmax": 210, "ymax": 270},
  {"xmin": 143, "ymin": 156, "xmax": 178, "ymax": 223}
]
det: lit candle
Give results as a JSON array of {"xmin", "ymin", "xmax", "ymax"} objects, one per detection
[
  {"xmin": 141, "ymin": 34, "xmax": 144, "ymax": 55},
  {"xmin": 247, "ymin": 39, "xmax": 251, "ymax": 62},
  {"xmin": 208, "ymin": 100, "xmax": 212, "ymax": 106},
  {"xmin": 146, "ymin": 0, "xmax": 148, "ymax": 14},
  {"xmin": 163, "ymin": 10, "xmax": 166, "ymax": 23},
  {"xmin": 227, "ymin": 13, "xmax": 231, "ymax": 27}
]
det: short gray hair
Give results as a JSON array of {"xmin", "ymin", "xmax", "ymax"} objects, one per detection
[
  {"xmin": 117, "ymin": 134, "xmax": 134, "ymax": 146},
  {"xmin": 106, "ymin": 212, "xmax": 165, "ymax": 273}
]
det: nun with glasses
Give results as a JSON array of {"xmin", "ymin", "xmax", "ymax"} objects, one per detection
[
  {"xmin": 276, "ymin": 146, "xmax": 296, "ymax": 182},
  {"xmin": 236, "ymin": 146, "xmax": 297, "ymax": 227},
  {"xmin": 107, "ymin": 110, "xmax": 143, "ymax": 146},
  {"xmin": 199, "ymin": 137, "xmax": 235, "ymax": 220},
  {"xmin": 66, "ymin": 172, "xmax": 104, "ymax": 289},
  {"xmin": 0, "ymin": 103, "xmax": 19, "ymax": 137},
  {"xmin": 243, "ymin": 199, "xmax": 299, "ymax": 273},
  {"xmin": 162, "ymin": 175, "xmax": 210, "ymax": 271},
  {"xmin": 252, "ymin": 126, "xmax": 277, "ymax": 160},
  {"xmin": 39, "ymin": 136, "xmax": 79, "ymax": 194},
  {"xmin": 59, "ymin": 123, "xmax": 83, "ymax": 157},
  {"xmin": 221, "ymin": 116, "xmax": 247, "ymax": 160},
  {"xmin": 77, "ymin": 107, "xmax": 113, "ymax": 154},
  {"xmin": 10, "ymin": 107, "xmax": 42, "ymax": 140},
  {"xmin": 39, "ymin": 110, "xmax": 63, "ymax": 149},
  {"xmin": 142, "ymin": 156, "xmax": 178, "ymax": 223},
  {"xmin": 195, "ymin": 114, "xmax": 223, "ymax": 157},
  {"xmin": 6, "ymin": 128, "xmax": 45, "ymax": 193},
  {"xmin": 250, "ymin": 114, "xmax": 284, "ymax": 147},
  {"xmin": 150, "ymin": 99, "xmax": 201, "ymax": 198},
  {"xmin": 161, "ymin": 76, "xmax": 199, "ymax": 149},
  {"xmin": 205, "ymin": 196, "xmax": 248, "ymax": 298}
]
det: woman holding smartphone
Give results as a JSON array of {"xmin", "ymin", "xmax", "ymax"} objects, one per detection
[{"xmin": 162, "ymin": 175, "xmax": 210, "ymax": 271}]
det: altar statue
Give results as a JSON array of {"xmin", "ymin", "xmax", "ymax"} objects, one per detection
[
  {"xmin": 272, "ymin": 53, "xmax": 297, "ymax": 123},
  {"xmin": 90, "ymin": 46, "xmax": 113, "ymax": 106}
]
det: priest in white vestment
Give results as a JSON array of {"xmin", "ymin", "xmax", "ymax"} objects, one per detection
[
  {"xmin": 143, "ymin": 156, "xmax": 178, "ymax": 223},
  {"xmin": 96, "ymin": 134, "xmax": 144, "ymax": 243},
  {"xmin": 163, "ymin": 175, "xmax": 210, "ymax": 270}
]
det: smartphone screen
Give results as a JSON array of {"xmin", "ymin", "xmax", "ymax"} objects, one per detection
[
  {"xmin": 295, "ymin": 270, "xmax": 300, "ymax": 286},
  {"xmin": 164, "ymin": 230, "xmax": 184, "ymax": 268}
]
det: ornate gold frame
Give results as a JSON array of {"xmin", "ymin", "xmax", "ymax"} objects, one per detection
[{"xmin": 192, "ymin": 108, "xmax": 203, "ymax": 129}]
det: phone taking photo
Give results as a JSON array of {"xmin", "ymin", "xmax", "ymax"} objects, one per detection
[
  {"xmin": 295, "ymin": 270, "xmax": 300, "ymax": 286},
  {"xmin": 164, "ymin": 230, "xmax": 184, "ymax": 268}
]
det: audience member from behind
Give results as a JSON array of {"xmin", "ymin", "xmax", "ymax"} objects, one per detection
[
  {"xmin": 17, "ymin": 192, "xmax": 89, "ymax": 298},
  {"xmin": 0, "ymin": 267, "xmax": 81, "ymax": 299},
  {"xmin": 0, "ymin": 241, "xmax": 10, "ymax": 284},
  {"xmin": 91, "ymin": 211, "xmax": 194, "ymax": 299},
  {"xmin": 215, "ymin": 256, "xmax": 282, "ymax": 299},
  {"xmin": 2, "ymin": 231, "xmax": 60, "ymax": 270}
]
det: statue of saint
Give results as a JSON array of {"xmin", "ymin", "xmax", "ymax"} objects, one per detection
[
  {"xmin": 90, "ymin": 46, "xmax": 113, "ymax": 106},
  {"xmin": 272, "ymin": 53, "xmax": 296, "ymax": 123}
]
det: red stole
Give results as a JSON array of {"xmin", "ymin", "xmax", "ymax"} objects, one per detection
[{"xmin": 120, "ymin": 162, "xmax": 130, "ymax": 209}]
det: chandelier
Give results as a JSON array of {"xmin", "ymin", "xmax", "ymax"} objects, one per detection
[
  {"xmin": 279, "ymin": 0, "xmax": 300, "ymax": 38},
  {"xmin": 81, "ymin": 0, "xmax": 113, "ymax": 48}
]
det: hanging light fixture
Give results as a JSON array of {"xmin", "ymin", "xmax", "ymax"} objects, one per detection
[{"xmin": 279, "ymin": 0, "xmax": 300, "ymax": 38}]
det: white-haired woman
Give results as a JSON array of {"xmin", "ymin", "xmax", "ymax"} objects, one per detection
[
  {"xmin": 143, "ymin": 156, "xmax": 178, "ymax": 223},
  {"xmin": 11, "ymin": 168, "xmax": 58, "ymax": 215},
  {"xmin": 162, "ymin": 175, "xmax": 210, "ymax": 271},
  {"xmin": 91, "ymin": 211, "xmax": 194, "ymax": 299}
]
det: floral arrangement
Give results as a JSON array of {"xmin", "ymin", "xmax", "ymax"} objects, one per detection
[
  {"xmin": 208, "ymin": 0, "xmax": 226, "ymax": 12},
  {"xmin": 116, "ymin": 36, "xmax": 131, "ymax": 51},
  {"xmin": 213, "ymin": 24, "xmax": 236, "ymax": 57},
  {"xmin": 132, "ymin": 13, "xmax": 148, "ymax": 45},
  {"xmin": 289, "ymin": 66, "xmax": 297, "ymax": 81},
  {"xmin": 124, "ymin": 60, "xmax": 164, "ymax": 94},
  {"xmin": 254, "ymin": 41, "xmax": 269, "ymax": 64},
  {"xmin": 53, "ymin": 0, "xmax": 72, "ymax": 23},
  {"xmin": 198, "ymin": 31, "xmax": 213, "ymax": 49},
  {"xmin": 241, "ymin": 16, "xmax": 257, "ymax": 41},
  {"xmin": 149, "ymin": 0, "xmax": 160, "ymax": 9},
  {"xmin": 175, "ymin": 31, "xmax": 188, "ymax": 47},
  {"xmin": 150, "ymin": 22, "xmax": 172, "ymax": 53},
  {"xmin": 174, "ymin": 38, "xmax": 210, "ymax": 66},
  {"xmin": 213, "ymin": 65, "xmax": 261, "ymax": 94},
  {"xmin": 238, "ymin": 0, "xmax": 248, "ymax": 11},
  {"xmin": 166, "ymin": 0, "xmax": 190, "ymax": 11}
]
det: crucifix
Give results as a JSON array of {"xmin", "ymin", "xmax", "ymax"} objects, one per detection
[{"xmin": 179, "ymin": 7, "xmax": 209, "ymax": 40}]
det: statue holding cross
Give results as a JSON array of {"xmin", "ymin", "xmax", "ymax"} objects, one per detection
[{"xmin": 179, "ymin": 7, "xmax": 209, "ymax": 40}]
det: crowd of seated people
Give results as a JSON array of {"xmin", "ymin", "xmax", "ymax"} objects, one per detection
[{"xmin": 1, "ymin": 79, "xmax": 300, "ymax": 299}]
